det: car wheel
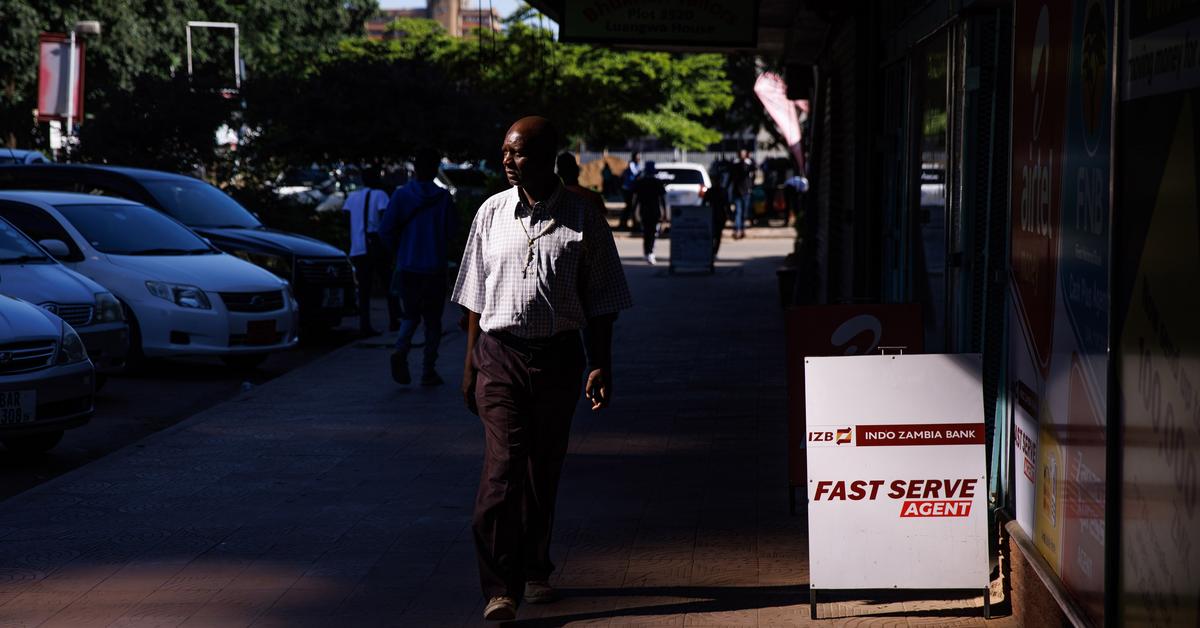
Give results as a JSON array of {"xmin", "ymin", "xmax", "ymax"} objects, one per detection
[
  {"xmin": 2, "ymin": 431, "xmax": 64, "ymax": 454},
  {"xmin": 222, "ymin": 354, "xmax": 269, "ymax": 370}
]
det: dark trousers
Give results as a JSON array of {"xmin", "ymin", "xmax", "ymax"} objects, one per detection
[
  {"xmin": 619, "ymin": 189, "xmax": 639, "ymax": 229},
  {"xmin": 351, "ymin": 235, "xmax": 400, "ymax": 330},
  {"xmin": 640, "ymin": 208, "xmax": 660, "ymax": 256},
  {"xmin": 472, "ymin": 331, "xmax": 585, "ymax": 600},
  {"xmin": 394, "ymin": 270, "xmax": 446, "ymax": 368}
]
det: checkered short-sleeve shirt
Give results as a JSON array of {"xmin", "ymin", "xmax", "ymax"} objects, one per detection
[{"xmin": 452, "ymin": 185, "xmax": 633, "ymax": 338}]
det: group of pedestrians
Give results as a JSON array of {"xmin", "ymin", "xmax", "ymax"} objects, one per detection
[
  {"xmin": 341, "ymin": 148, "xmax": 456, "ymax": 387},
  {"xmin": 614, "ymin": 148, "xmax": 759, "ymax": 264}
]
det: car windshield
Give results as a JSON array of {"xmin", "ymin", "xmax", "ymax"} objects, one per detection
[
  {"xmin": 54, "ymin": 203, "xmax": 214, "ymax": 255},
  {"xmin": 142, "ymin": 179, "xmax": 261, "ymax": 229},
  {"xmin": 0, "ymin": 219, "xmax": 50, "ymax": 263},
  {"xmin": 655, "ymin": 168, "xmax": 706, "ymax": 185}
]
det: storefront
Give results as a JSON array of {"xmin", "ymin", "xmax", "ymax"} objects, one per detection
[
  {"xmin": 529, "ymin": 0, "xmax": 1199, "ymax": 623},
  {"xmin": 799, "ymin": 0, "xmax": 1199, "ymax": 625}
]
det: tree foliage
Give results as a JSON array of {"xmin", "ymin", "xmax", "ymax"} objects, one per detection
[
  {"xmin": 1, "ymin": 1, "xmax": 736, "ymax": 169},
  {"xmin": 0, "ymin": 0, "xmax": 375, "ymax": 162}
]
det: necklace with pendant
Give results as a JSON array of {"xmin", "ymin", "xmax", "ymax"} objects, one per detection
[{"xmin": 517, "ymin": 210, "xmax": 558, "ymax": 279}]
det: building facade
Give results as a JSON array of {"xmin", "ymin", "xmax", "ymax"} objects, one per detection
[
  {"xmin": 365, "ymin": 0, "xmax": 466, "ymax": 40},
  {"xmin": 524, "ymin": 0, "xmax": 1197, "ymax": 624},
  {"xmin": 795, "ymin": 2, "xmax": 1197, "ymax": 625}
]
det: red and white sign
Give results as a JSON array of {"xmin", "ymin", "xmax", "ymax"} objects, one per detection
[
  {"xmin": 805, "ymin": 354, "xmax": 989, "ymax": 590},
  {"xmin": 37, "ymin": 33, "xmax": 85, "ymax": 123},
  {"xmin": 1010, "ymin": 0, "xmax": 1071, "ymax": 375},
  {"xmin": 784, "ymin": 304, "xmax": 923, "ymax": 488}
]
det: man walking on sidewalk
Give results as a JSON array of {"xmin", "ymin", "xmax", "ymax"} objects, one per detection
[
  {"xmin": 381, "ymin": 148, "xmax": 456, "ymax": 386},
  {"xmin": 342, "ymin": 166, "xmax": 397, "ymax": 335},
  {"xmin": 631, "ymin": 160, "xmax": 667, "ymax": 265},
  {"xmin": 618, "ymin": 151, "xmax": 642, "ymax": 232},
  {"xmin": 731, "ymin": 148, "xmax": 756, "ymax": 240},
  {"xmin": 453, "ymin": 116, "xmax": 632, "ymax": 622}
]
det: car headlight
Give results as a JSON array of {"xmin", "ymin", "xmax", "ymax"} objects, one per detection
[
  {"xmin": 282, "ymin": 280, "xmax": 298, "ymax": 309},
  {"xmin": 146, "ymin": 281, "xmax": 212, "ymax": 309},
  {"xmin": 93, "ymin": 292, "xmax": 124, "ymax": 323},
  {"xmin": 230, "ymin": 250, "xmax": 292, "ymax": 278},
  {"xmin": 57, "ymin": 325, "xmax": 88, "ymax": 364}
]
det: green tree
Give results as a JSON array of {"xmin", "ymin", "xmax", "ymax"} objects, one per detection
[
  {"xmin": 0, "ymin": 0, "xmax": 377, "ymax": 159},
  {"xmin": 442, "ymin": 16, "xmax": 732, "ymax": 150}
]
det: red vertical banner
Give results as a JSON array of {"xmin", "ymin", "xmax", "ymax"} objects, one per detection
[
  {"xmin": 1010, "ymin": 0, "xmax": 1070, "ymax": 376},
  {"xmin": 37, "ymin": 33, "xmax": 85, "ymax": 123}
]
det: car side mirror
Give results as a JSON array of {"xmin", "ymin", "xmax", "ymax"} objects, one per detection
[{"xmin": 38, "ymin": 239, "xmax": 71, "ymax": 258}]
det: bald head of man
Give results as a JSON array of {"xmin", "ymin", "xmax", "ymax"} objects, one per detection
[{"xmin": 501, "ymin": 116, "xmax": 560, "ymax": 194}]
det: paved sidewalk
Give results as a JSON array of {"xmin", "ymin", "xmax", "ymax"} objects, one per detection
[{"xmin": 0, "ymin": 232, "xmax": 1011, "ymax": 627}]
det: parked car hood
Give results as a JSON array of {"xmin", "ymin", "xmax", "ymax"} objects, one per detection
[
  {"xmin": 105, "ymin": 252, "xmax": 288, "ymax": 292},
  {"xmin": 0, "ymin": 294, "xmax": 60, "ymax": 340},
  {"xmin": 0, "ymin": 263, "xmax": 104, "ymax": 306},
  {"xmin": 195, "ymin": 226, "xmax": 346, "ymax": 258}
]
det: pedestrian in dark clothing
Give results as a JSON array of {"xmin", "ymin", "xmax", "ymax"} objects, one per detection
[
  {"xmin": 618, "ymin": 151, "xmax": 642, "ymax": 232},
  {"xmin": 454, "ymin": 116, "xmax": 633, "ymax": 622},
  {"xmin": 380, "ymin": 147, "xmax": 457, "ymax": 386},
  {"xmin": 601, "ymin": 162, "xmax": 618, "ymax": 199},
  {"xmin": 631, "ymin": 161, "xmax": 667, "ymax": 265},
  {"xmin": 704, "ymin": 184, "xmax": 730, "ymax": 257},
  {"xmin": 342, "ymin": 166, "xmax": 398, "ymax": 335},
  {"xmin": 730, "ymin": 149, "xmax": 756, "ymax": 239}
]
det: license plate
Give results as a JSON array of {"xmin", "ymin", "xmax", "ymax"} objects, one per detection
[
  {"xmin": 246, "ymin": 320, "xmax": 277, "ymax": 345},
  {"xmin": 0, "ymin": 390, "xmax": 35, "ymax": 425},
  {"xmin": 322, "ymin": 287, "xmax": 344, "ymax": 308}
]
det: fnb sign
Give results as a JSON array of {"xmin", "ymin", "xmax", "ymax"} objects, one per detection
[{"xmin": 900, "ymin": 500, "xmax": 972, "ymax": 517}]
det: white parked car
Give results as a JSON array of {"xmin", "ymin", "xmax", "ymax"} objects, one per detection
[
  {"xmin": 0, "ymin": 216, "xmax": 129, "ymax": 375},
  {"xmin": 0, "ymin": 192, "xmax": 299, "ymax": 369},
  {"xmin": 652, "ymin": 162, "xmax": 713, "ymax": 210},
  {"xmin": 0, "ymin": 294, "xmax": 94, "ymax": 453}
]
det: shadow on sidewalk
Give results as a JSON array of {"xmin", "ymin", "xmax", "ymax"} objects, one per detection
[{"xmin": 505, "ymin": 584, "xmax": 987, "ymax": 626}]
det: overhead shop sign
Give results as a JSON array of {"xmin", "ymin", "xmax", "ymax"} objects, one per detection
[
  {"xmin": 805, "ymin": 354, "xmax": 990, "ymax": 594},
  {"xmin": 560, "ymin": 0, "xmax": 757, "ymax": 48}
]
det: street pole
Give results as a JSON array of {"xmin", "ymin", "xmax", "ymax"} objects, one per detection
[{"xmin": 65, "ymin": 30, "xmax": 76, "ymax": 153}]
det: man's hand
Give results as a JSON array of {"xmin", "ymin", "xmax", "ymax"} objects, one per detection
[
  {"xmin": 462, "ymin": 367, "xmax": 478, "ymax": 415},
  {"xmin": 584, "ymin": 368, "xmax": 611, "ymax": 411},
  {"xmin": 462, "ymin": 310, "xmax": 481, "ymax": 416}
]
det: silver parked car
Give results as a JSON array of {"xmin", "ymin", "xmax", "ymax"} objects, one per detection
[
  {"xmin": 0, "ymin": 217, "xmax": 128, "ymax": 375},
  {"xmin": 0, "ymin": 294, "xmax": 94, "ymax": 453}
]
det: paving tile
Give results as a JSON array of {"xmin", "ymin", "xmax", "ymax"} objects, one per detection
[
  {"xmin": 623, "ymin": 560, "xmax": 693, "ymax": 588},
  {"xmin": 683, "ymin": 607, "xmax": 760, "ymax": 626},
  {"xmin": 107, "ymin": 588, "xmax": 215, "ymax": 627},
  {"xmin": 555, "ymin": 559, "xmax": 630, "ymax": 588},
  {"xmin": 0, "ymin": 589, "xmax": 88, "ymax": 627},
  {"xmin": 179, "ymin": 587, "xmax": 285, "ymax": 626},
  {"xmin": 39, "ymin": 589, "xmax": 149, "ymax": 628},
  {"xmin": 689, "ymin": 559, "xmax": 759, "ymax": 587}
]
